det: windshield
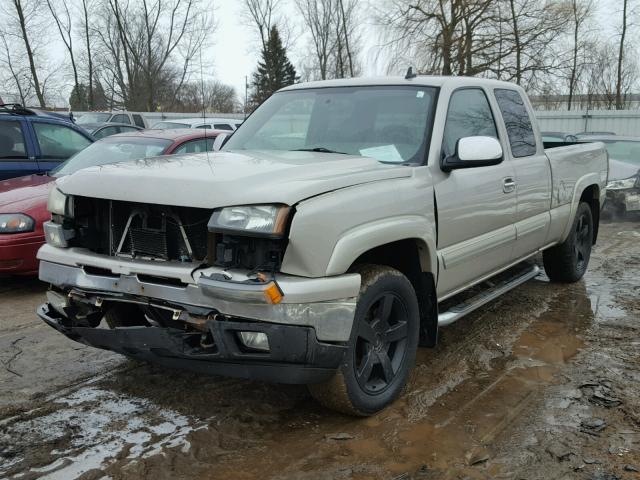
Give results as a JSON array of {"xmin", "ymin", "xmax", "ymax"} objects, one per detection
[
  {"xmin": 51, "ymin": 137, "xmax": 172, "ymax": 177},
  {"xmin": 152, "ymin": 121, "xmax": 190, "ymax": 129},
  {"xmin": 77, "ymin": 113, "xmax": 111, "ymax": 125},
  {"xmin": 224, "ymin": 86, "xmax": 437, "ymax": 164},
  {"xmin": 598, "ymin": 140, "xmax": 640, "ymax": 165}
]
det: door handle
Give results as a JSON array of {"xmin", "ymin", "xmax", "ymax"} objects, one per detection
[{"xmin": 503, "ymin": 177, "xmax": 516, "ymax": 193}]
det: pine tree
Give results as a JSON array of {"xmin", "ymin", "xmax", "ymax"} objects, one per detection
[{"xmin": 249, "ymin": 26, "xmax": 298, "ymax": 110}]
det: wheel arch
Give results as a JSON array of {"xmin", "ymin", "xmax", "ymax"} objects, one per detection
[
  {"xmin": 560, "ymin": 175, "xmax": 602, "ymax": 244},
  {"xmin": 347, "ymin": 238, "xmax": 438, "ymax": 348}
]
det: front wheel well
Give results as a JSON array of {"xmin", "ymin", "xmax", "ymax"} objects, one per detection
[
  {"xmin": 580, "ymin": 185, "xmax": 600, "ymax": 244},
  {"xmin": 349, "ymin": 239, "xmax": 438, "ymax": 347}
]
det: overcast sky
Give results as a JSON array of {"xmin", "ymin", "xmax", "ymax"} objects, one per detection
[{"xmin": 39, "ymin": 0, "xmax": 628, "ymax": 107}]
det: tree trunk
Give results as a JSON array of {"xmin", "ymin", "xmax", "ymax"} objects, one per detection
[
  {"xmin": 82, "ymin": 0, "xmax": 94, "ymax": 109},
  {"xmin": 615, "ymin": 0, "xmax": 627, "ymax": 110},
  {"xmin": 338, "ymin": 0, "xmax": 354, "ymax": 77},
  {"xmin": 13, "ymin": 0, "xmax": 45, "ymax": 107},
  {"xmin": 509, "ymin": 0, "xmax": 521, "ymax": 85},
  {"xmin": 568, "ymin": 2, "xmax": 579, "ymax": 111}
]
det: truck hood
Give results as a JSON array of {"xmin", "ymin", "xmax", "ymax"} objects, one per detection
[{"xmin": 56, "ymin": 150, "xmax": 412, "ymax": 208}]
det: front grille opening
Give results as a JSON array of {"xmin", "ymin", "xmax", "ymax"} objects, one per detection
[
  {"xmin": 72, "ymin": 197, "xmax": 211, "ymax": 263},
  {"xmin": 137, "ymin": 274, "xmax": 188, "ymax": 288},
  {"xmin": 83, "ymin": 265, "xmax": 119, "ymax": 278}
]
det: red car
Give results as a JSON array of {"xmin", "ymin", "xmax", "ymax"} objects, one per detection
[{"xmin": 0, "ymin": 129, "xmax": 226, "ymax": 276}]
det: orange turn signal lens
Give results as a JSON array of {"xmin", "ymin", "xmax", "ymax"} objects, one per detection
[{"xmin": 263, "ymin": 282, "xmax": 283, "ymax": 304}]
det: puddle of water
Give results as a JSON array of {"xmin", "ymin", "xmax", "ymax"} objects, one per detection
[{"xmin": 0, "ymin": 386, "xmax": 204, "ymax": 479}]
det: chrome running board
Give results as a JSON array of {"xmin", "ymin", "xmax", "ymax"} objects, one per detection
[{"xmin": 438, "ymin": 265, "xmax": 541, "ymax": 326}]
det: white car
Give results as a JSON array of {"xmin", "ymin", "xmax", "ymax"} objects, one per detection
[
  {"xmin": 76, "ymin": 111, "xmax": 148, "ymax": 128},
  {"xmin": 151, "ymin": 117, "xmax": 242, "ymax": 131}
]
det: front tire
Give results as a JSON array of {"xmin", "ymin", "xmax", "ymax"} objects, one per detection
[
  {"xmin": 308, "ymin": 265, "xmax": 420, "ymax": 416},
  {"xmin": 543, "ymin": 202, "xmax": 594, "ymax": 282}
]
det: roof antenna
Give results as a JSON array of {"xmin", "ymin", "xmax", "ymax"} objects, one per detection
[
  {"xmin": 405, "ymin": 66, "xmax": 417, "ymax": 80},
  {"xmin": 199, "ymin": 49, "xmax": 213, "ymax": 172}
]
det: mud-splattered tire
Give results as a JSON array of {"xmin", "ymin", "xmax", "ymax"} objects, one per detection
[
  {"xmin": 543, "ymin": 202, "xmax": 593, "ymax": 283},
  {"xmin": 308, "ymin": 265, "xmax": 420, "ymax": 416}
]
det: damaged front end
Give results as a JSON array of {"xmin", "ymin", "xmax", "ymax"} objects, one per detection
[
  {"xmin": 605, "ymin": 170, "xmax": 640, "ymax": 215},
  {"xmin": 37, "ymin": 192, "xmax": 360, "ymax": 384}
]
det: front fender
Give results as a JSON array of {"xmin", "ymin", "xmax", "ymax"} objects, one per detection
[
  {"xmin": 325, "ymin": 216, "xmax": 437, "ymax": 276},
  {"xmin": 280, "ymin": 170, "xmax": 435, "ymax": 278}
]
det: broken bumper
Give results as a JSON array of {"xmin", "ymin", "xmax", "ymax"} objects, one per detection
[
  {"xmin": 38, "ymin": 303, "xmax": 346, "ymax": 384},
  {"xmin": 605, "ymin": 188, "xmax": 640, "ymax": 212},
  {"xmin": 36, "ymin": 246, "xmax": 360, "ymax": 383}
]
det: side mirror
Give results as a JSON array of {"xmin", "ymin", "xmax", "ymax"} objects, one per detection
[
  {"xmin": 212, "ymin": 133, "xmax": 229, "ymax": 152},
  {"xmin": 441, "ymin": 136, "xmax": 503, "ymax": 172}
]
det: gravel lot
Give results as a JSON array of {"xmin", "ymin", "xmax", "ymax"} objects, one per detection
[{"xmin": 1, "ymin": 221, "xmax": 639, "ymax": 480}]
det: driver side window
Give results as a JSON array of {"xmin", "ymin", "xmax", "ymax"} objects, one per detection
[{"xmin": 443, "ymin": 89, "xmax": 498, "ymax": 158}]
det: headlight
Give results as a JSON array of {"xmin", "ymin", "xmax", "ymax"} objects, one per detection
[
  {"xmin": 0, "ymin": 213, "xmax": 35, "ymax": 233},
  {"xmin": 208, "ymin": 204, "xmax": 291, "ymax": 237},
  {"xmin": 607, "ymin": 176, "xmax": 638, "ymax": 190},
  {"xmin": 47, "ymin": 188, "xmax": 74, "ymax": 217}
]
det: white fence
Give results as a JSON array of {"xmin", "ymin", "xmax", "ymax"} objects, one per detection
[
  {"xmin": 74, "ymin": 109, "xmax": 640, "ymax": 137},
  {"xmin": 534, "ymin": 110, "xmax": 640, "ymax": 136},
  {"xmin": 74, "ymin": 111, "xmax": 246, "ymax": 126}
]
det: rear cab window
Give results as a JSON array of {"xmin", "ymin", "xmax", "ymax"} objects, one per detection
[
  {"xmin": 0, "ymin": 120, "xmax": 29, "ymax": 160},
  {"xmin": 110, "ymin": 114, "xmax": 131, "ymax": 124},
  {"xmin": 494, "ymin": 89, "xmax": 537, "ymax": 157},
  {"xmin": 214, "ymin": 124, "xmax": 233, "ymax": 131},
  {"xmin": 132, "ymin": 114, "xmax": 145, "ymax": 128}
]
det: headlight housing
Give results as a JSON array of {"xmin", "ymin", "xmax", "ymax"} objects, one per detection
[
  {"xmin": 0, "ymin": 213, "xmax": 35, "ymax": 233},
  {"xmin": 208, "ymin": 204, "xmax": 291, "ymax": 238},
  {"xmin": 47, "ymin": 188, "xmax": 74, "ymax": 217},
  {"xmin": 607, "ymin": 176, "xmax": 638, "ymax": 190}
]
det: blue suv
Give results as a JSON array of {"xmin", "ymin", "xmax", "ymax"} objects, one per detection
[{"xmin": 0, "ymin": 104, "xmax": 94, "ymax": 181}]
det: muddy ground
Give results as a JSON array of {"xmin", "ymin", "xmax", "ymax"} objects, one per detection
[{"xmin": 0, "ymin": 221, "xmax": 638, "ymax": 480}]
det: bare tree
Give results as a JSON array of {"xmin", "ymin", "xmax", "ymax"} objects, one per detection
[
  {"xmin": 46, "ymin": 0, "xmax": 80, "ymax": 98},
  {"xmin": 244, "ymin": 0, "xmax": 280, "ymax": 51},
  {"xmin": 616, "ymin": 0, "xmax": 629, "ymax": 109},
  {"xmin": 379, "ymin": 0, "xmax": 507, "ymax": 76},
  {"xmin": 5, "ymin": 0, "xmax": 47, "ymax": 107},
  {"xmin": 297, "ymin": 0, "xmax": 360, "ymax": 80},
  {"xmin": 566, "ymin": 0, "xmax": 593, "ymax": 110},
  {"xmin": 175, "ymin": 80, "xmax": 239, "ymax": 113},
  {"xmin": 501, "ymin": 0, "xmax": 569, "ymax": 87},
  {"xmin": 96, "ymin": 0, "xmax": 213, "ymax": 111},
  {"xmin": 0, "ymin": 32, "xmax": 33, "ymax": 105},
  {"xmin": 80, "ymin": 0, "xmax": 96, "ymax": 109}
]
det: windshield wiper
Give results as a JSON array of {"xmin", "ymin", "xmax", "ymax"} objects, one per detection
[{"xmin": 292, "ymin": 147, "xmax": 348, "ymax": 155}]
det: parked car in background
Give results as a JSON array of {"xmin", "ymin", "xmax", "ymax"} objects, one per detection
[
  {"xmin": 0, "ymin": 104, "xmax": 94, "ymax": 181},
  {"xmin": 541, "ymin": 131, "xmax": 578, "ymax": 142},
  {"xmin": 76, "ymin": 111, "xmax": 148, "ymax": 128},
  {"xmin": 0, "ymin": 128, "xmax": 226, "ymax": 276},
  {"xmin": 81, "ymin": 122, "xmax": 143, "ymax": 140},
  {"xmin": 38, "ymin": 76, "xmax": 607, "ymax": 415},
  {"xmin": 151, "ymin": 117, "xmax": 242, "ymax": 131},
  {"xmin": 579, "ymin": 135, "xmax": 640, "ymax": 214},
  {"xmin": 575, "ymin": 131, "xmax": 616, "ymax": 138}
]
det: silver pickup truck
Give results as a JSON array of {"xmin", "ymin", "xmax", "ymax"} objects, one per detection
[{"xmin": 38, "ymin": 76, "xmax": 608, "ymax": 415}]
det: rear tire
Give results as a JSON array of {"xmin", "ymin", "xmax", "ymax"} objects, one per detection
[
  {"xmin": 308, "ymin": 265, "xmax": 420, "ymax": 416},
  {"xmin": 543, "ymin": 202, "xmax": 593, "ymax": 283}
]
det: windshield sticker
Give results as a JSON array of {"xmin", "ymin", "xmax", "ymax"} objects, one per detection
[
  {"xmin": 416, "ymin": 91, "xmax": 425, "ymax": 98},
  {"xmin": 360, "ymin": 145, "xmax": 404, "ymax": 163}
]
